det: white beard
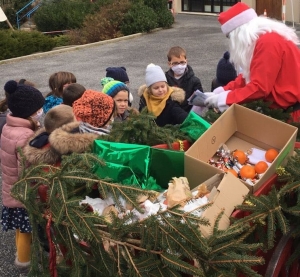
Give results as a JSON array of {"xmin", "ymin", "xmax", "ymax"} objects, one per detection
[{"xmin": 228, "ymin": 16, "xmax": 300, "ymax": 84}]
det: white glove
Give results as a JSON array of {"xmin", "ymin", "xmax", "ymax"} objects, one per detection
[
  {"xmin": 203, "ymin": 92, "xmax": 215, "ymax": 98},
  {"xmin": 213, "ymin": 86, "xmax": 225, "ymax": 94},
  {"xmin": 204, "ymin": 94, "xmax": 219, "ymax": 108}
]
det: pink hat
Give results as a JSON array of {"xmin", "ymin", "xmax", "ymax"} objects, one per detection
[{"xmin": 218, "ymin": 2, "xmax": 257, "ymax": 35}]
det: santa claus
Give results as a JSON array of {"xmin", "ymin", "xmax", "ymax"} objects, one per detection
[{"xmin": 204, "ymin": 2, "xmax": 300, "ymax": 122}]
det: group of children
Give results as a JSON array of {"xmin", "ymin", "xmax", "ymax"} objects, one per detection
[{"xmin": 0, "ymin": 45, "xmax": 236, "ymax": 274}]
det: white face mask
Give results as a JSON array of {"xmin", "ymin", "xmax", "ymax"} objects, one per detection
[
  {"xmin": 31, "ymin": 108, "xmax": 43, "ymax": 122},
  {"xmin": 172, "ymin": 64, "xmax": 187, "ymax": 76}
]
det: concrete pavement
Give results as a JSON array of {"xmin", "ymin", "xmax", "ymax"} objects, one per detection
[{"xmin": 0, "ymin": 13, "xmax": 228, "ymax": 104}]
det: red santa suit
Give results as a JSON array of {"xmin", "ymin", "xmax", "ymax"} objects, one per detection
[{"xmin": 204, "ymin": 2, "xmax": 300, "ymax": 122}]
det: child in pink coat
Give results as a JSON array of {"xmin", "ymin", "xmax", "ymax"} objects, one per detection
[{"xmin": 0, "ymin": 80, "xmax": 45, "ymax": 274}]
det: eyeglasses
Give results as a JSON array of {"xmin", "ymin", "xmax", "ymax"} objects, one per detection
[{"xmin": 170, "ymin": 61, "xmax": 187, "ymax": 66}]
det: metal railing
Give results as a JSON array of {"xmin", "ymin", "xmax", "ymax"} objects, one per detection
[{"xmin": 16, "ymin": 0, "xmax": 41, "ymax": 29}]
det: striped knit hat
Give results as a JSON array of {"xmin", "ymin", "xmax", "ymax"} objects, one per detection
[{"xmin": 102, "ymin": 80, "xmax": 129, "ymax": 98}]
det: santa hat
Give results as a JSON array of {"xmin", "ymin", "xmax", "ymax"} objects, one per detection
[{"xmin": 218, "ymin": 2, "xmax": 257, "ymax": 35}]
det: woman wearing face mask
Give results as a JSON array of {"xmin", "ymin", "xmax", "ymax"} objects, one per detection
[
  {"xmin": 165, "ymin": 46, "xmax": 204, "ymax": 112},
  {"xmin": 138, "ymin": 63, "xmax": 188, "ymax": 127},
  {"xmin": 0, "ymin": 80, "xmax": 45, "ymax": 275}
]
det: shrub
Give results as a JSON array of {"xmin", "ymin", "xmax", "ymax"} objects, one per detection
[
  {"xmin": 0, "ymin": 30, "xmax": 56, "ymax": 60},
  {"xmin": 121, "ymin": 2, "xmax": 158, "ymax": 35},
  {"xmin": 143, "ymin": 0, "xmax": 174, "ymax": 28},
  {"xmin": 51, "ymin": 34, "xmax": 71, "ymax": 47},
  {"xmin": 34, "ymin": 0, "xmax": 104, "ymax": 32},
  {"xmin": 143, "ymin": 0, "xmax": 167, "ymax": 11},
  {"xmin": 156, "ymin": 9, "xmax": 174, "ymax": 28},
  {"xmin": 67, "ymin": 0, "xmax": 131, "ymax": 45}
]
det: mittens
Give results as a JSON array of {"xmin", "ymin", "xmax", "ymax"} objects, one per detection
[
  {"xmin": 204, "ymin": 94, "xmax": 219, "ymax": 108},
  {"xmin": 204, "ymin": 90, "xmax": 230, "ymax": 112},
  {"xmin": 213, "ymin": 86, "xmax": 225, "ymax": 94},
  {"xmin": 203, "ymin": 92, "xmax": 215, "ymax": 98}
]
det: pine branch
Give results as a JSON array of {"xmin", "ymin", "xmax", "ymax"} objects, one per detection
[{"xmin": 12, "ymin": 152, "xmax": 268, "ymax": 276}]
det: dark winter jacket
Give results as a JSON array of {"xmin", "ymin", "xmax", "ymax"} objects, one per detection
[
  {"xmin": 23, "ymin": 121, "xmax": 98, "ymax": 165},
  {"xmin": 138, "ymin": 85, "xmax": 188, "ymax": 127},
  {"xmin": 114, "ymin": 108, "xmax": 139, "ymax": 123},
  {"xmin": 166, "ymin": 64, "xmax": 203, "ymax": 112}
]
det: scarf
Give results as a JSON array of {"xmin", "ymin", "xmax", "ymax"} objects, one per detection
[
  {"xmin": 79, "ymin": 122, "xmax": 110, "ymax": 136},
  {"xmin": 143, "ymin": 86, "xmax": 173, "ymax": 117}
]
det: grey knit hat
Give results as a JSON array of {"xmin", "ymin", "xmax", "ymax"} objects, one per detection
[{"xmin": 145, "ymin": 63, "xmax": 167, "ymax": 87}]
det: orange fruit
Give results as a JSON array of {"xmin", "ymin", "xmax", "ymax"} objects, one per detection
[
  {"xmin": 239, "ymin": 165, "xmax": 256, "ymax": 179},
  {"xmin": 233, "ymin": 150, "xmax": 247, "ymax": 164},
  {"xmin": 225, "ymin": 168, "xmax": 238, "ymax": 177},
  {"xmin": 254, "ymin": 161, "xmax": 268, "ymax": 174},
  {"xmin": 265, "ymin": 148, "xmax": 279, "ymax": 163}
]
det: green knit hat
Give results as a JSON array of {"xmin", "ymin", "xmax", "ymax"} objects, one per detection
[{"xmin": 102, "ymin": 80, "xmax": 129, "ymax": 98}]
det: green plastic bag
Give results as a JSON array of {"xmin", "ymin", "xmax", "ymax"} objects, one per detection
[
  {"xmin": 149, "ymin": 148, "xmax": 184, "ymax": 189},
  {"xmin": 93, "ymin": 140, "xmax": 163, "ymax": 190},
  {"xmin": 180, "ymin": 111, "xmax": 211, "ymax": 141},
  {"xmin": 94, "ymin": 162, "xmax": 140, "ymax": 186}
]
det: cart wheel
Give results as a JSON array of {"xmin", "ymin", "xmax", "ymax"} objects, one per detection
[{"xmin": 264, "ymin": 230, "xmax": 298, "ymax": 277}]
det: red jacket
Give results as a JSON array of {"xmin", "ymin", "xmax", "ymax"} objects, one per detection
[{"xmin": 224, "ymin": 32, "xmax": 300, "ymax": 109}]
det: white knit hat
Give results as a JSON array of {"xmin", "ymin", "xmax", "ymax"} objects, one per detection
[
  {"xmin": 145, "ymin": 63, "xmax": 167, "ymax": 87},
  {"xmin": 218, "ymin": 2, "xmax": 257, "ymax": 35}
]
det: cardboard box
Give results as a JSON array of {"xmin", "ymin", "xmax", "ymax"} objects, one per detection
[
  {"xmin": 185, "ymin": 104, "xmax": 298, "ymax": 193},
  {"xmin": 192, "ymin": 172, "xmax": 249, "ymax": 237}
]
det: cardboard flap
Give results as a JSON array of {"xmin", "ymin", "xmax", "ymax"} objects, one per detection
[
  {"xmin": 199, "ymin": 204, "xmax": 230, "ymax": 237},
  {"xmin": 208, "ymin": 186, "xmax": 218, "ymax": 202},
  {"xmin": 214, "ymin": 173, "xmax": 249, "ymax": 217}
]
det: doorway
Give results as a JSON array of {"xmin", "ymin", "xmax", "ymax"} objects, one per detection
[
  {"xmin": 256, "ymin": 0, "xmax": 282, "ymax": 20},
  {"xmin": 182, "ymin": 0, "xmax": 238, "ymax": 13}
]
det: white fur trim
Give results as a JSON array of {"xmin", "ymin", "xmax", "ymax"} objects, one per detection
[
  {"xmin": 213, "ymin": 86, "xmax": 225, "ymax": 94},
  {"xmin": 14, "ymin": 257, "xmax": 30, "ymax": 268},
  {"xmin": 221, "ymin": 9, "xmax": 257, "ymax": 35},
  {"xmin": 217, "ymin": 91, "xmax": 230, "ymax": 112},
  {"xmin": 129, "ymin": 92, "xmax": 133, "ymax": 103}
]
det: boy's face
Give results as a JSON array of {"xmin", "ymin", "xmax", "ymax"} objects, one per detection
[{"xmin": 168, "ymin": 55, "xmax": 187, "ymax": 68}]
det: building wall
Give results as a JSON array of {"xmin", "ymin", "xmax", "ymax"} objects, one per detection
[{"xmin": 173, "ymin": 0, "xmax": 299, "ymax": 23}]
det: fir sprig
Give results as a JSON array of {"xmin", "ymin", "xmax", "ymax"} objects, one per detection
[{"xmin": 98, "ymin": 109, "xmax": 190, "ymax": 147}]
